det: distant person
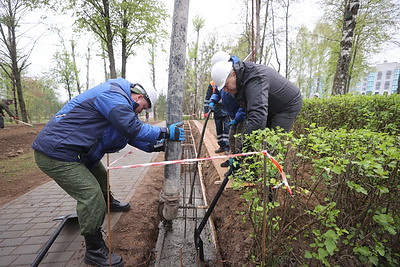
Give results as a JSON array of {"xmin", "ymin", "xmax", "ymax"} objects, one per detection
[
  {"xmin": 211, "ymin": 60, "xmax": 302, "ymax": 170},
  {"xmin": 145, "ymin": 110, "xmax": 150, "ymax": 122},
  {"xmin": 32, "ymin": 78, "xmax": 185, "ymax": 267},
  {"xmin": 208, "ymin": 51, "xmax": 246, "ymax": 167},
  {"xmin": 313, "ymin": 92, "xmax": 320, "ymax": 98},
  {"xmin": 204, "ymin": 81, "xmax": 230, "ymax": 154},
  {"xmin": 0, "ymin": 99, "xmax": 17, "ymax": 129}
]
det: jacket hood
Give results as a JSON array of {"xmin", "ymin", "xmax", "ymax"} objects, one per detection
[{"xmin": 107, "ymin": 78, "xmax": 133, "ymax": 97}]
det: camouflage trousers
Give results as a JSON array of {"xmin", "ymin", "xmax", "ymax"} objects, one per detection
[{"xmin": 34, "ymin": 151, "xmax": 107, "ymax": 236}]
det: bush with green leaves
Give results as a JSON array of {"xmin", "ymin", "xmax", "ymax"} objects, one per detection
[
  {"xmin": 293, "ymin": 94, "xmax": 400, "ymax": 135},
  {"xmin": 232, "ymin": 95, "xmax": 400, "ymax": 266}
]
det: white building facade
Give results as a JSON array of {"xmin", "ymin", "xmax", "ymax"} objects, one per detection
[{"xmin": 354, "ymin": 61, "xmax": 400, "ymax": 95}]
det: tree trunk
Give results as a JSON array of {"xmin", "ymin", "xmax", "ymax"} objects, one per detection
[
  {"xmin": 259, "ymin": 0, "xmax": 270, "ymax": 64},
  {"xmin": 162, "ymin": 0, "xmax": 189, "ymax": 221},
  {"xmin": 255, "ymin": 0, "xmax": 261, "ymax": 62},
  {"xmin": 101, "ymin": 43, "xmax": 108, "ymax": 81},
  {"xmin": 9, "ymin": 16, "xmax": 27, "ymax": 122},
  {"xmin": 284, "ymin": 0, "xmax": 289, "ymax": 78},
  {"xmin": 12, "ymin": 84, "xmax": 18, "ymax": 118},
  {"xmin": 149, "ymin": 41, "xmax": 158, "ymax": 121},
  {"xmin": 121, "ymin": 8, "xmax": 128, "ymax": 78},
  {"xmin": 332, "ymin": 0, "xmax": 360, "ymax": 95},
  {"xmin": 71, "ymin": 40, "xmax": 81, "ymax": 94},
  {"xmin": 271, "ymin": 2, "xmax": 281, "ymax": 72},
  {"xmin": 86, "ymin": 46, "xmax": 90, "ymax": 91},
  {"xmin": 102, "ymin": 0, "xmax": 117, "ymax": 78}
]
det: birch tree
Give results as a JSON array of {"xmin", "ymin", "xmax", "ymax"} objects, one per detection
[{"xmin": 332, "ymin": 0, "xmax": 360, "ymax": 95}]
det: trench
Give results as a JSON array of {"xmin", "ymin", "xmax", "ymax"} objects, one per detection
[{"xmin": 152, "ymin": 121, "xmax": 218, "ymax": 266}]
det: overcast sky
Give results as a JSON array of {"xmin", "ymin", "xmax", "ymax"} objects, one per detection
[{"xmin": 22, "ymin": 0, "xmax": 400, "ymax": 101}]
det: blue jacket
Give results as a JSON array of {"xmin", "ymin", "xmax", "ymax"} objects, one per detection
[
  {"xmin": 204, "ymin": 82, "xmax": 228, "ymax": 118},
  {"xmin": 32, "ymin": 78, "xmax": 163, "ymax": 169},
  {"xmin": 210, "ymin": 90, "xmax": 246, "ymax": 122}
]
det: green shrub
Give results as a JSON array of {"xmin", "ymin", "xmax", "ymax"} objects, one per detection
[
  {"xmin": 234, "ymin": 97, "xmax": 400, "ymax": 266},
  {"xmin": 293, "ymin": 94, "xmax": 400, "ymax": 135}
]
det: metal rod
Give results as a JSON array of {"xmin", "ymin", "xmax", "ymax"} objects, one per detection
[
  {"xmin": 194, "ymin": 168, "xmax": 232, "ymax": 263},
  {"xmin": 31, "ymin": 214, "xmax": 77, "ymax": 267},
  {"xmin": 188, "ymin": 111, "xmax": 212, "ymax": 204},
  {"xmin": 262, "ymin": 153, "xmax": 267, "ymax": 266},
  {"xmin": 106, "ymin": 154, "xmax": 112, "ymax": 267}
]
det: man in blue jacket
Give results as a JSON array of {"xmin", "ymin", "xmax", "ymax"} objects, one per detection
[{"xmin": 32, "ymin": 78, "xmax": 185, "ymax": 267}]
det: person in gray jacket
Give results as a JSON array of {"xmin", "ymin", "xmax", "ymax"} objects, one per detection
[
  {"xmin": 0, "ymin": 99, "xmax": 17, "ymax": 129},
  {"xmin": 211, "ymin": 60, "xmax": 302, "ymax": 173}
]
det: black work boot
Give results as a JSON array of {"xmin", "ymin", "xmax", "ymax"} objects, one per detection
[
  {"xmin": 105, "ymin": 192, "xmax": 131, "ymax": 212},
  {"xmin": 214, "ymin": 146, "xmax": 225, "ymax": 153},
  {"xmin": 220, "ymin": 160, "xmax": 229, "ymax": 167},
  {"xmin": 84, "ymin": 229, "xmax": 124, "ymax": 267}
]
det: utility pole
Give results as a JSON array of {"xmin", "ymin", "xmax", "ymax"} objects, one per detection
[{"xmin": 161, "ymin": 0, "xmax": 189, "ymax": 221}]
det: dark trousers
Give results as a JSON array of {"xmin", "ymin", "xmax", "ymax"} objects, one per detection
[
  {"xmin": 266, "ymin": 110, "xmax": 301, "ymax": 132},
  {"xmin": 214, "ymin": 116, "xmax": 230, "ymax": 149},
  {"xmin": 0, "ymin": 116, "xmax": 4, "ymax": 128}
]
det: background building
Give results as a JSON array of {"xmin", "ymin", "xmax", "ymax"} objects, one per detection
[{"xmin": 354, "ymin": 61, "xmax": 400, "ymax": 95}]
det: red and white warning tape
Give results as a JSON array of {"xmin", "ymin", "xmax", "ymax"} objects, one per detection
[
  {"xmin": 107, "ymin": 150, "xmax": 292, "ymax": 195},
  {"xmin": 109, "ymin": 148, "xmax": 139, "ymax": 166}
]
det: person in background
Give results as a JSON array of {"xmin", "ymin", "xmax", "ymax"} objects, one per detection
[
  {"xmin": 211, "ymin": 60, "xmax": 302, "ymax": 171},
  {"xmin": 208, "ymin": 51, "xmax": 247, "ymax": 167},
  {"xmin": 0, "ymin": 99, "xmax": 17, "ymax": 129},
  {"xmin": 204, "ymin": 81, "xmax": 230, "ymax": 154},
  {"xmin": 32, "ymin": 78, "xmax": 185, "ymax": 267}
]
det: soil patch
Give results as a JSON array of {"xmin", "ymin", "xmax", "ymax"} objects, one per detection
[{"xmin": 0, "ymin": 123, "xmax": 51, "ymax": 206}]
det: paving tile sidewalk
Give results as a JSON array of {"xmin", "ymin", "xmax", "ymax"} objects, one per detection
[{"xmin": 0, "ymin": 145, "xmax": 158, "ymax": 267}]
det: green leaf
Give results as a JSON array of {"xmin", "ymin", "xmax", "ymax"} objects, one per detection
[
  {"xmin": 317, "ymin": 248, "xmax": 328, "ymax": 259},
  {"xmin": 377, "ymin": 185, "xmax": 389, "ymax": 194},
  {"xmin": 304, "ymin": 250, "xmax": 313, "ymax": 259},
  {"xmin": 324, "ymin": 229, "xmax": 338, "ymax": 239},
  {"xmin": 331, "ymin": 165, "xmax": 343, "ymax": 174},
  {"xmin": 354, "ymin": 246, "xmax": 370, "ymax": 256},
  {"xmin": 324, "ymin": 239, "xmax": 336, "ymax": 255},
  {"xmin": 369, "ymin": 255, "xmax": 378, "ymax": 265},
  {"xmin": 355, "ymin": 186, "xmax": 368, "ymax": 195},
  {"xmin": 375, "ymin": 245, "xmax": 385, "ymax": 257}
]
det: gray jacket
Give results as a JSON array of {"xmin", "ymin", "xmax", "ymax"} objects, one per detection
[
  {"xmin": 0, "ymin": 99, "xmax": 14, "ymax": 117},
  {"xmin": 233, "ymin": 61, "xmax": 302, "ymax": 134}
]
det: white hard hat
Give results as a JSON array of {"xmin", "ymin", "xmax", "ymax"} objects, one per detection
[
  {"xmin": 313, "ymin": 92, "xmax": 320, "ymax": 97},
  {"xmin": 211, "ymin": 51, "xmax": 230, "ymax": 67},
  {"xmin": 211, "ymin": 61, "xmax": 232, "ymax": 90}
]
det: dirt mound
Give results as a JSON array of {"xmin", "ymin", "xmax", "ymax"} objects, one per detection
[{"xmin": 0, "ymin": 123, "xmax": 45, "ymax": 160}]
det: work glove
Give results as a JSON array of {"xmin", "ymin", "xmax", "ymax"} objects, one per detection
[
  {"xmin": 167, "ymin": 122, "xmax": 185, "ymax": 141},
  {"xmin": 228, "ymin": 119, "xmax": 237, "ymax": 127},
  {"xmin": 203, "ymin": 112, "xmax": 208, "ymax": 119},
  {"xmin": 228, "ymin": 157, "xmax": 241, "ymax": 171},
  {"xmin": 13, "ymin": 115, "xmax": 18, "ymax": 120},
  {"xmin": 208, "ymin": 102, "xmax": 215, "ymax": 110}
]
